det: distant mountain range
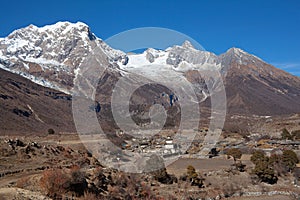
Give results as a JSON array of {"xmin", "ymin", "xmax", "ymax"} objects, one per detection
[{"xmin": 1, "ymin": 21, "xmax": 300, "ymax": 133}]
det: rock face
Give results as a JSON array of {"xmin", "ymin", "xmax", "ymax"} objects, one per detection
[{"xmin": 1, "ymin": 21, "xmax": 300, "ymax": 134}]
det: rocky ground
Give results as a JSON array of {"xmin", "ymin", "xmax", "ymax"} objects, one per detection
[{"xmin": 0, "ymin": 132, "xmax": 299, "ymax": 200}]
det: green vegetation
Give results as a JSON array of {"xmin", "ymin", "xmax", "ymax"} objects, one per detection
[
  {"xmin": 152, "ymin": 167, "xmax": 177, "ymax": 184},
  {"xmin": 250, "ymin": 150, "xmax": 267, "ymax": 165},
  {"xmin": 251, "ymin": 149, "xmax": 299, "ymax": 184},
  {"xmin": 282, "ymin": 150, "xmax": 299, "ymax": 171},
  {"xmin": 281, "ymin": 128, "xmax": 300, "ymax": 140},
  {"xmin": 226, "ymin": 148, "xmax": 242, "ymax": 163},
  {"xmin": 251, "ymin": 150, "xmax": 278, "ymax": 184},
  {"xmin": 180, "ymin": 165, "xmax": 205, "ymax": 188},
  {"xmin": 291, "ymin": 130, "xmax": 300, "ymax": 140},
  {"xmin": 253, "ymin": 159, "xmax": 278, "ymax": 184},
  {"xmin": 187, "ymin": 165, "xmax": 198, "ymax": 180},
  {"xmin": 226, "ymin": 148, "xmax": 244, "ymax": 171},
  {"xmin": 281, "ymin": 128, "xmax": 292, "ymax": 140}
]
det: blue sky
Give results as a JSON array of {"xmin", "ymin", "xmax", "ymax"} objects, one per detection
[{"xmin": 1, "ymin": 0, "xmax": 300, "ymax": 76}]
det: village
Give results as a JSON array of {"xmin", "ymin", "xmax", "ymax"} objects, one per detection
[
  {"xmin": 115, "ymin": 128, "xmax": 300, "ymax": 159},
  {"xmin": 116, "ymin": 129, "xmax": 182, "ymax": 157}
]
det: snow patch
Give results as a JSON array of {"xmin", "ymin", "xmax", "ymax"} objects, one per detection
[
  {"xmin": 24, "ymin": 57, "xmax": 61, "ymax": 66},
  {"xmin": 0, "ymin": 63, "xmax": 70, "ymax": 94}
]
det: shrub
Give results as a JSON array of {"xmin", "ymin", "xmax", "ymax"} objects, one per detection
[
  {"xmin": 40, "ymin": 168, "xmax": 68, "ymax": 198},
  {"xmin": 252, "ymin": 161, "xmax": 278, "ymax": 184},
  {"xmin": 48, "ymin": 128, "xmax": 55, "ymax": 135},
  {"xmin": 187, "ymin": 165, "xmax": 197, "ymax": 179},
  {"xmin": 79, "ymin": 191, "xmax": 98, "ymax": 200},
  {"xmin": 152, "ymin": 167, "xmax": 175, "ymax": 184},
  {"xmin": 110, "ymin": 172, "xmax": 156, "ymax": 199},
  {"xmin": 251, "ymin": 150, "xmax": 278, "ymax": 184},
  {"xmin": 16, "ymin": 176, "xmax": 31, "ymax": 188},
  {"xmin": 250, "ymin": 150, "xmax": 267, "ymax": 165},
  {"xmin": 226, "ymin": 148, "xmax": 242, "ymax": 162},
  {"xmin": 281, "ymin": 128, "xmax": 292, "ymax": 140},
  {"xmin": 185, "ymin": 165, "xmax": 204, "ymax": 187},
  {"xmin": 269, "ymin": 154, "xmax": 288, "ymax": 176},
  {"xmin": 291, "ymin": 130, "xmax": 300, "ymax": 140},
  {"xmin": 282, "ymin": 150, "xmax": 299, "ymax": 171},
  {"xmin": 226, "ymin": 148, "xmax": 243, "ymax": 170},
  {"xmin": 67, "ymin": 165, "xmax": 88, "ymax": 196}
]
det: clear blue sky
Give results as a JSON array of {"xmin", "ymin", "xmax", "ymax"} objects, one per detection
[{"xmin": 1, "ymin": 0, "xmax": 300, "ymax": 76}]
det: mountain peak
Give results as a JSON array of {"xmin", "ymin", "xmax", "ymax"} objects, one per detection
[
  {"xmin": 7, "ymin": 21, "xmax": 92, "ymax": 40},
  {"xmin": 223, "ymin": 47, "xmax": 264, "ymax": 63},
  {"xmin": 225, "ymin": 47, "xmax": 248, "ymax": 56},
  {"xmin": 181, "ymin": 40, "xmax": 195, "ymax": 49},
  {"xmin": 39, "ymin": 21, "xmax": 89, "ymax": 31},
  {"xmin": 2, "ymin": 21, "xmax": 99, "ymax": 60}
]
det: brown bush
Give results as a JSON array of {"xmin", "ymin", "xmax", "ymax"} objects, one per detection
[
  {"xmin": 40, "ymin": 168, "xmax": 69, "ymax": 198},
  {"xmin": 67, "ymin": 165, "xmax": 88, "ymax": 196},
  {"xmin": 79, "ymin": 191, "xmax": 99, "ymax": 200},
  {"xmin": 152, "ymin": 167, "xmax": 177, "ymax": 184},
  {"xmin": 108, "ymin": 172, "xmax": 157, "ymax": 199},
  {"xmin": 16, "ymin": 176, "xmax": 31, "ymax": 188}
]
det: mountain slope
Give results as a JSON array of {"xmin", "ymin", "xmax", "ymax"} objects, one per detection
[
  {"xmin": 119, "ymin": 44, "xmax": 300, "ymax": 116},
  {"xmin": 0, "ymin": 21, "xmax": 300, "ymax": 134},
  {"xmin": 0, "ymin": 68, "xmax": 74, "ymax": 134},
  {"xmin": 222, "ymin": 49, "xmax": 300, "ymax": 115}
]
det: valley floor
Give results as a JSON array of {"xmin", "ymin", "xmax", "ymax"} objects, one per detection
[{"xmin": 0, "ymin": 132, "xmax": 299, "ymax": 200}]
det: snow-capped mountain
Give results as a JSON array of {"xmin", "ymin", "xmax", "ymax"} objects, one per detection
[
  {"xmin": 0, "ymin": 21, "xmax": 127, "ymax": 94},
  {"xmin": 0, "ymin": 21, "xmax": 268, "ymax": 95},
  {"xmin": 1, "ymin": 21, "xmax": 300, "ymax": 118},
  {"xmin": 121, "ymin": 41, "xmax": 219, "ymax": 70}
]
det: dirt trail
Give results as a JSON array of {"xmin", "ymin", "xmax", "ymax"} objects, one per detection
[
  {"xmin": 167, "ymin": 157, "xmax": 254, "ymax": 176},
  {"xmin": 0, "ymin": 187, "xmax": 50, "ymax": 200},
  {"xmin": 0, "ymin": 171, "xmax": 40, "ymax": 188}
]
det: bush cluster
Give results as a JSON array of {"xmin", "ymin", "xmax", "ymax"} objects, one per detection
[{"xmin": 250, "ymin": 149, "xmax": 299, "ymax": 184}]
